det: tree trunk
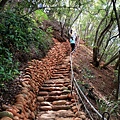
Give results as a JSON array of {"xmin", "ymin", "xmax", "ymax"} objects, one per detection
[
  {"xmin": 93, "ymin": 47, "xmax": 99, "ymax": 67},
  {"xmin": 60, "ymin": 22, "xmax": 64, "ymax": 38},
  {"xmin": 97, "ymin": 15, "xmax": 114, "ymax": 47},
  {"xmin": 114, "ymin": 59, "xmax": 119, "ymax": 70},
  {"xmin": 112, "ymin": 0, "xmax": 120, "ymax": 38}
]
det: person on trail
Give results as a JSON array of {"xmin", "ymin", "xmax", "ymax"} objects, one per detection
[{"xmin": 69, "ymin": 29, "xmax": 76, "ymax": 52}]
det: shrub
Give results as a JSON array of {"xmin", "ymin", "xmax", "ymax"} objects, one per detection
[{"xmin": 0, "ymin": 9, "xmax": 52, "ymax": 84}]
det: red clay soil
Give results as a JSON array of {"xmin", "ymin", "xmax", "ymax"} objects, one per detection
[
  {"xmin": 72, "ymin": 39, "xmax": 119, "ymax": 120},
  {"xmin": 72, "ymin": 40, "xmax": 117, "ymax": 99}
]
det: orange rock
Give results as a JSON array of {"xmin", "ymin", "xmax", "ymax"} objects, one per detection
[
  {"xmin": 31, "ymin": 112, "xmax": 35, "ymax": 119},
  {"xmin": 15, "ymin": 94, "xmax": 24, "ymax": 99},
  {"xmin": 25, "ymin": 72, "xmax": 31, "ymax": 76},
  {"xmin": 16, "ymin": 96, "xmax": 26, "ymax": 106},
  {"xmin": 29, "ymin": 91, "xmax": 36, "ymax": 99},
  {"xmin": 21, "ymin": 82, "xmax": 30, "ymax": 87},
  {"xmin": 72, "ymin": 106, "xmax": 78, "ymax": 112},
  {"xmin": 24, "ymin": 108, "xmax": 31, "ymax": 118},
  {"xmin": 58, "ymin": 95, "xmax": 68, "ymax": 99},
  {"xmin": 13, "ymin": 116, "xmax": 19, "ymax": 120},
  {"xmin": 24, "ymin": 111, "xmax": 29, "ymax": 119},
  {"xmin": 71, "ymin": 99, "xmax": 75, "ymax": 102},
  {"xmin": 29, "ymin": 104, "xmax": 36, "ymax": 111},
  {"xmin": 52, "ymin": 100, "xmax": 67, "ymax": 105},
  {"xmin": 40, "ymin": 106, "xmax": 52, "ymax": 111},
  {"xmin": 0, "ymin": 117, "xmax": 13, "ymax": 120},
  {"xmin": 29, "ymin": 65, "xmax": 34, "ymax": 68},
  {"xmin": 37, "ymin": 96, "xmax": 44, "ymax": 102},
  {"xmin": 74, "ymin": 118, "xmax": 82, "ymax": 120},
  {"xmin": 24, "ymin": 74, "xmax": 31, "ymax": 78}
]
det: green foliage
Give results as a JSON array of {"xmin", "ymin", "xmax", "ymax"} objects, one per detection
[
  {"xmin": 82, "ymin": 67, "xmax": 95, "ymax": 79},
  {"xmin": 0, "ymin": 9, "xmax": 52, "ymax": 84},
  {"xmin": 96, "ymin": 98, "xmax": 120, "ymax": 118},
  {"xmin": 77, "ymin": 0, "xmax": 119, "ymax": 66},
  {"xmin": 0, "ymin": 47, "xmax": 19, "ymax": 83},
  {"xmin": 46, "ymin": 26, "xmax": 54, "ymax": 36},
  {"xmin": 34, "ymin": 9, "xmax": 48, "ymax": 23},
  {"xmin": 0, "ymin": 10, "xmax": 32, "ymax": 51}
]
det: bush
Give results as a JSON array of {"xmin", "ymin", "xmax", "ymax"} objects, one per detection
[
  {"xmin": 34, "ymin": 9, "xmax": 48, "ymax": 23},
  {"xmin": 0, "ymin": 9, "xmax": 53, "ymax": 84}
]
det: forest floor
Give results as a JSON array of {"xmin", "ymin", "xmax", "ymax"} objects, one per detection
[
  {"xmin": 72, "ymin": 39, "xmax": 119, "ymax": 119},
  {"xmin": 0, "ymin": 38, "xmax": 119, "ymax": 119},
  {"xmin": 73, "ymin": 40, "xmax": 117, "ymax": 99}
]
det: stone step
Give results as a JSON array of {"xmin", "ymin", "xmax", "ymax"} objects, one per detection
[
  {"xmin": 49, "ymin": 91, "xmax": 63, "ymax": 96},
  {"xmin": 56, "ymin": 118, "xmax": 75, "ymax": 120},
  {"xmin": 51, "ymin": 74, "xmax": 69, "ymax": 78},
  {"xmin": 39, "ymin": 87, "xmax": 63, "ymax": 91},
  {"xmin": 52, "ymin": 71, "xmax": 69, "ymax": 74},
  {"xmin": 51, "ymin": 74, "xmax": 67, "ymax": 77},
  {"xmin": 50, "ymin": 78, "xmax": 70, "ymax": 82},
  {"xmin": 36, "ymin": 110, "xmax": 85, "ymax": 120},
  {"xmin": 39, "ymin": 91, "xmax": 48, "ymax": 96},
  {"xmin": 52, "ymin": 100, "xmax": 67, "ymax": 105},
  {"xmin": 39, "ymin": 106, "xmax": 53, "ymax": 111},
  {"xmin": 64, "ymin": 83, "xmax": 71, "ymax": 87},
  {"xmin": 44, "ymin": 95, "xmax": 69, "ymax": 102},
  {"xmin": 53, "ymin": 70, "xmax": 69, "ymax": 73},
  {"xmin": 37, "ymin": 109, "xmax": 75, "ymax": 117},
  {"xmin": 42, "ymin": 84, "xmax": 64, "ymax": 87},
  {"xmin": 41, "ymin": 86, "xmax": 68, "ymax": 91},
  {"xmin": 50, "ymin": 76, "xmax": 64, "ymax": 79},
  {"xmin": 53, "ymin": 68, "xmax": 70, "ymax": 73},
  {"xmin": 62, "ymin": 89, "xmax": 71, "ymax": 94},
  {"xmin": 52, "ymin": 105, "xmax": 71, "ymax": 111},
  {"xmin": 40, "ymin": 90, "xmax": 70, "ymax": 96},
  {"xmin": 55, "ymin": 110, "xmax": 75, "ymax": 117},
  {"xmin": 44, "ymin": 79, "xmax": 70, "ymax": 84},
  {"xmin": 40, "ymin": 101, "xmax": 52, "ymax": 106},
  {"xmin": 55, "ymin": 65, "xmax": 69, "ymax": 69},
  {"xmin": 38, "ymin": 89, "xmax": 71, "ymax": 96},
  {"xmin": 39, "ymin": 105, "xmax": 71, "ymax": 111}
]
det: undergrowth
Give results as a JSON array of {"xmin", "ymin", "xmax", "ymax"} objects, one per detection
[{"xmin": 0, "ymin": 8, "xmax": 53, "ymax": 85}]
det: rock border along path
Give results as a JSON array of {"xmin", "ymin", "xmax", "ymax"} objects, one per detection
[{"xmin": 0, "ymin": 39, "xmax": 89, "ymax": 120}]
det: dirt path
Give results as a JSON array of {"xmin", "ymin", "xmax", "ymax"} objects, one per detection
[{"xmin": 35, "ymin": 56, "xmax": 89, "ymax": 120}]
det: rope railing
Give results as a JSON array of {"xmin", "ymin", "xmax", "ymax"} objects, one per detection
[
  {"xmin": 73, "ymin": 79, "xmax": 94, "ymax": 120},
  {"xmin": 69, "ymin": 39, "xmax": 110, "ymax": 120}
]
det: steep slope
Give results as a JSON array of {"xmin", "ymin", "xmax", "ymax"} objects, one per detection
[{"xmin": 73, "ymin": 40, "xmax": 116, "ymax": 99}]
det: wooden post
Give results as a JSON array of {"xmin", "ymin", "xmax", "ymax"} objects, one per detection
[{"xmin": 116, "ymin": 50, "xmax": 120, "ymax": 100}]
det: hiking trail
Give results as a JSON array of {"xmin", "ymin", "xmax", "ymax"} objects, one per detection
[{"xmin": 35, "ymin": 55, "xmax": 89, "ymax": 120}]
